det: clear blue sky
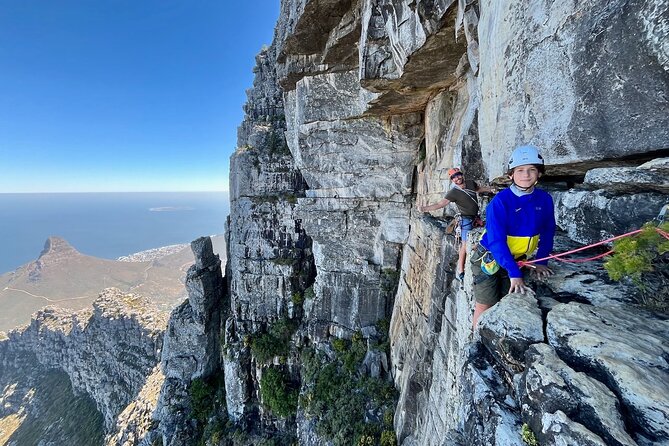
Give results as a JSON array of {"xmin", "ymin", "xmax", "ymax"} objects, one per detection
[{"xmin": 0, "ymin": 1, "xmax": 279, "ymax": 192}]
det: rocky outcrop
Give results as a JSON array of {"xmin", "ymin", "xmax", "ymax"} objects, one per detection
[
  {"xmin": 554, "ymin": 159, "xmax": 669, "ymax": 244},
  {"xmin": 150, "ymin": 237, "xmax": 225, "ymax": 446},
  {"xmin": 10, "ymin": 1, "xmax": 664, "ymax": 445},
  {"xmin": 0, "ymin": 236, "xmax": 228, "ymax": 446},
  {"xmin": 546, "ymin": 303, "xmax": 669, "ymax": 443},
  {"xmin": 0, "ymin": 288, "xmax": 167, "ymax": 436}
]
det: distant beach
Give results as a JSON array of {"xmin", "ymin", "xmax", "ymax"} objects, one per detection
[{"xmin": 0, "ymin": 192, "xmax": 229, "ymax": 274}]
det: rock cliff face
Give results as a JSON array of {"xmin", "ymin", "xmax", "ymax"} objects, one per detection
[
  {"xmin": 223, "ymin": 0, "xmax": 669, "ymax": 445},
  {"xmin": 0, "ymin": 288, "xmax": 167, "ymax": 443},
  {"xmin": 3, "ymin": 1, "xmax": 667, "ymax": 445}
]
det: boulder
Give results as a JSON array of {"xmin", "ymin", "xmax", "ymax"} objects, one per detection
[
  {"xmin": 553, "ymin": 190, "xmax": 666, "ymax": 245},
  {"xmin": 478, "ymin": 293, "xmax": 544, "ymax": 373},
  {"xmin": 547, "ymin": 303, "xmax": 669, "ymax": 443},
  {"xmin": 519, "ymin": 343, "xmax": 637, "ymax": 446}
]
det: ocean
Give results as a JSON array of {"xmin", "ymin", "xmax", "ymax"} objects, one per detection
[{"xmin": 0, "ymin": 192, "xmax": 230, "ymax": 274}]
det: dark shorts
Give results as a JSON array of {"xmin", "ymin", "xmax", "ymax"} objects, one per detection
[{"xmin": 471, "ymin": 252, "xmax": 512, "ymax": 306}]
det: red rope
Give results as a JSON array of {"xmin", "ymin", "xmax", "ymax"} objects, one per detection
[
  {"xmin": 517, "ymin": 227, "xmax": 667, "ymax": 268},
  {"xmin": 551, "ymin": 250, "xmax": 614, "ymax": 263}
]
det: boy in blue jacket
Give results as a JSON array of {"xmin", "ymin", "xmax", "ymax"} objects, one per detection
[{"xmin": 472, "ymin": 145, "xmax": 556, "ymax": 328}]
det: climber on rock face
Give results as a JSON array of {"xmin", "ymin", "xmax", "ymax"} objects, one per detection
[
  {"xmin": 418, "ymin": 167, "xmax": 495, "ymax": 281},
  {"xmin": 472, "ymin": 145, "xmax": 556, "ymax": 329}
]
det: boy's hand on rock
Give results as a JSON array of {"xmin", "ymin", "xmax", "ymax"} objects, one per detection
[
  {"xmin": 531, "ymin": 264, "xmax": 553, "ymax": 279},
  {"xmin": 509, "ymin": 278, "xmax": 534, "ymax": 295}
]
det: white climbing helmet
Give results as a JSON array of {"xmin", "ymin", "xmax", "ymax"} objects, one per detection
[{"xmin": 507, "ymin": 145, "xmax": 545, "ymax": 171}]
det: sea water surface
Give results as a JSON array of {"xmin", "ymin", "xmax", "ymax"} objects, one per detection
[{"xmin": 0, "ymin": 192, "xmax": 229, "ymax": 274}]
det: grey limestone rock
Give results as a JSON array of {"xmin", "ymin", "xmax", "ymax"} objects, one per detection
[
  {"xmin": 458, "ymin": 359, "xmax": 526, "ymax": 446},
  {"xmin": 161, "ymin": 236, "xmax": 222, "ymax": 381},
  {"xmin": 190, "ymin": 236, "xmax": 218, "ymax": 270},
  {"xmin": 285, "ymin": 71, "xmax": 422, "ymax": 199},
  {"xmin": 535, "ymin": 234, "xmax": 637, "ymax": 307},
  {"xmin": 155, "ymin": 236, "xmax": 224, "ymax": 445},
  {"xmin": 296, "ymin": 408, "xmax": 333, "ymax": 446},
  {"xmin": 477, "ymin": 293, "xmax": 544, "ymax": 373},
  {"xmin": 224, "ymin": 34, "xmax": 316, "ymax": 432},
  {"xmin": 583, "ymin": 160, "xmax": 669, "ymax": 194},
  {"xmin": 519, "ymin": 343, "xmax": 637, "ymax": 446},
  {"xmin": 390, "ymin": 217, "xmax": 463, "ymax": 445},
  {"xmin": 220, "ymin": 0, "xmax": 669, "ymax": 443},
  {"xmin": 539, "ymin": 411, "xmax": 609, "ymax": 446},
  {"xmin": 361, "ymin": 347, "xmax": 389, "ymax": 379},
  {"xmin": 106, "ymin": 367, "xmax": 165, "ymax": 446},
  {"xmin": 478, "ymin": 0, "xmax": 669, "ymax": 178},
  {"xmin": 223, "ymin": 348, "xmax": 248, "ymax": 422},
  {"xmin": 359, "ymin": 0, "xmax": 466, "ymax": 113},
  {"xmin": 553, "ymin": 189, "xmax": 667, "ymax": 245},
  {"xmin": 547, "ymin": 303, "xmax": 669, "ymax": 443},
  {"xmin": 0, "ymin": 288, "xmax": 167, "ymax": 435}
]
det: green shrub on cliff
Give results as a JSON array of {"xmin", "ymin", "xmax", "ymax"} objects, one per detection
[
  {"xmin": 189, "ymin": 378, "xmax": 215, "ymax": 423},
  {"xmin": 189, "ymin": 374, "xmax": 226, "ymax": 446},
  {"xmin": 605, "ymin": 223, "xmax": 669, "ymax": 281},
  {"xmin": 380, "ymin": 268, "xmax": 400, "ymax": 296},
  {"xmin": 521, "ymin": 423, "xmax": 538, "ymax": 446},
  {"xmin": 260, "ymin": 366, "xmax": 299, "ymax": 418},
  {"xmin": 250, "ymin": 318, "xmax": 297, "ymax": 363},
  {"xmin": 300, "ymin": 336, "xmax": 398, "ymax": 446},
  {"xmin": 605, "ymin": 222, "xmax": 669, "ymax": 312},
  {"xmin": 380, "ymin": 430, "xmax": 397, "ymax": 446}
]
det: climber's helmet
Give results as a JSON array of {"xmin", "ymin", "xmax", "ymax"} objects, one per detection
[
  {"xmin": 448, "ymin": 167, "xmax": 463, "ymax": 179},
  {"xmin": 507, "ymin": 145, "xmax": 545, "ymax": 175}
]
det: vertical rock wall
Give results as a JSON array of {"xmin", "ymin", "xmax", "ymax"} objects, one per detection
[
  {"xmin": 225, "ymin": 42, "xmax": 314, "ymax": 428},
  {"xmin": 478, "ymin": 0, "xmax": 669, "ymax": 177}
]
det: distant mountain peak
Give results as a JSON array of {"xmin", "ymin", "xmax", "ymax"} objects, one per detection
[{"xmin": 38, "ymin": 236, "xmax": 80, "ymax": 260}]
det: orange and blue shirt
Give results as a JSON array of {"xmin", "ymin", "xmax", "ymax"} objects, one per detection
[{"xmin": 480, "ymin": 186, "xmax": 555, "ymax": 278}]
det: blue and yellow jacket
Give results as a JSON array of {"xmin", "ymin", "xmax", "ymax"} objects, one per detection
[{"xmin": 480, "ymin": 187, "xmax": 556, "ymax": 278}]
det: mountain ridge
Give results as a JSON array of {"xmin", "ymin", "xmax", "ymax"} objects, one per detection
[{"xmin": 0, "ymin": 235, "xmax": 225, "ymax": 332}]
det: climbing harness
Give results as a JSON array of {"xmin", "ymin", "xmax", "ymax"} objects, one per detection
[{"xmin": 445, "ymin": 214, "xmax": 460, "ymax": 237}]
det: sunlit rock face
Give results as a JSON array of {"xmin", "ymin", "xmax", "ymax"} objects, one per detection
[
  {"xmin": 225, "ymin": 42, "xmax": 315, "ymax": 429},
  {"xmin": 478, "ymin": 0, "xmax": 669, "ymax": 178},
  {"xmin": 221, "ymin": 0, "xmax": 669, "ymax": 444}
]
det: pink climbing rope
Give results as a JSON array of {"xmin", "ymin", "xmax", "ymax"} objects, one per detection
[{"xmin": 517, "ymin": 227, "xmax": 669, "ymax": 268}]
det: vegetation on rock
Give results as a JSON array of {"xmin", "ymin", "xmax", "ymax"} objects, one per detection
[
  {"xmin": 300, "ymin": 324, "xmax": 398, "ymax": 446},
  {"xmin": 605, "ymin": 222, "xmax": 669, "ymax": 312},
  {"xmin": 249, "ymin": 319, "xmax": 298, "ymax": 363},
  {"xmin": 189, "ymin": 375, "xmax": 225, "ymax": 425},
  {"xmin": 521, "ymin": 423, "xmax": 538, "ymax": 446},
  {"xmin": 260, "ymin": 366, "xmax": 299, "ymax": 418},
  {"xmin": 381, "ymin": 268, "xmax": 401, "ymax": 297}
]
